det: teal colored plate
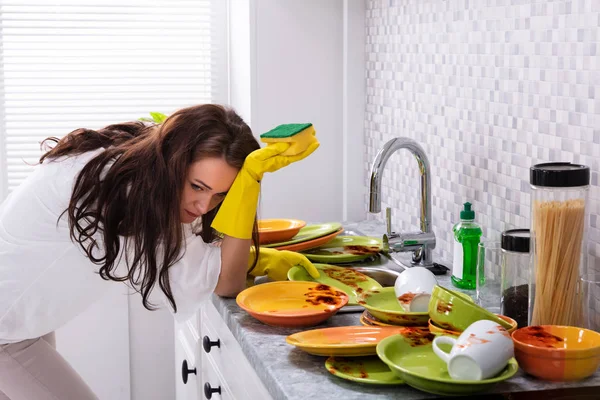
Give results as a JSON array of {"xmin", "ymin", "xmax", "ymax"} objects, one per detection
[
  {"xmin": 326, "ymin": 356, "xmax": 404, "ymax": 385},
  {"xmin": 301, "ymin": 236, "xmax": 382, "ymax": 263},
  {"xmin": 263, "ymin": 223, "xmax": 342, "ymax": 248},
  {"xmin": 376, "ymin": 334, "xmax": 519, "ymax": 396},
  {"xmin": 287, "ymin": 264, "xmax": 382, "ymax": 306}
]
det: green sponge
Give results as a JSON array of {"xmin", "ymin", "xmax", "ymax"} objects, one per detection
[{"xmin": 260, "ymin": 123, "xmax": 316, "ymax": 156}]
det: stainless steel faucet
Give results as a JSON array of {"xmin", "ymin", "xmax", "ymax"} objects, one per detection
[{"xmin": 368, "ymin": 137, "xmax": 436, "ymax": 267}]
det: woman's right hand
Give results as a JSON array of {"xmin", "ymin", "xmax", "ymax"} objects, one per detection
[
  {"xmin": 211, "ymin": 131, "xmax": 319, "ymax": 240},
  {"xmin": 243, "ymin": 141, "xmax": 320, "ymax": 182}
]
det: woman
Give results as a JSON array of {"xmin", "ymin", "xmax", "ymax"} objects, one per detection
[{"xmin": 0, "ymin": 104, "xmax": 319, "ymax": 399}]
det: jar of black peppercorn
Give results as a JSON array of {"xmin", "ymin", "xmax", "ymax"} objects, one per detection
[{"xmin": 500, "ymin": 229, "xmax": 531, "ymax": 329}]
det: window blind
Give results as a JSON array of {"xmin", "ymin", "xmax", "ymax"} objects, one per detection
[{"xmin": 0, "ymin": 0, "xmax": 228, "ymax": 199}]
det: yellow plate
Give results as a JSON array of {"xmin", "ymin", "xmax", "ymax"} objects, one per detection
[
  {"xmin": 286, "ymin": 326, "xmax": 409, "ymax": 357},
  {"xmin": 258, "ymin": 219, "xmax": 306, "ymax": 245},
  {"xmin": 236, "ymin": 281, "xmax": 348, "ymax": 328}
]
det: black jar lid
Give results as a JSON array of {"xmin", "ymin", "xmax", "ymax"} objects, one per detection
[
  {"xmin": 501, "ymin": 229, "xmax": 530, "ymax": 253},
  {"xmin": 530, "ymin": 163, "xmax": 590, "ymax": 187}
]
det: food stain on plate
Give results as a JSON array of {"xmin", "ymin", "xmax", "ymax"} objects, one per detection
[{"xmin": 304, "ymin": 284, "xmax": 347, "ymax": 308}]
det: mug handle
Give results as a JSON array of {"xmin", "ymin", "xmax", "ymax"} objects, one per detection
[{"xmin": 432, "ymin": 336, "xmax": 456, "ymax": 364}]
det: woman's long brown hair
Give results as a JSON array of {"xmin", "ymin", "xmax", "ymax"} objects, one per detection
[{"xmin": 40, "ymin": 104, "xmax": 260, "ymax": 313}]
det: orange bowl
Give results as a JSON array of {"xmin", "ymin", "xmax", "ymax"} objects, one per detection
[
  {"xmin": 428, "ymin": 314, "xmax": 518, "ymax": 336},
  {"xmin": 258, "ymin": 219, "xmax": 306, "ymax": 245},
  {"xmin": 236, "ymin": 281, "xmax": 348, "ymax": 328},
  {"xmin": 512, "ymin": 325, "xmax": 600, "ymax": 381}
]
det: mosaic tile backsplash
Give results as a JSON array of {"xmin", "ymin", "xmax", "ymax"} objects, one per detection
[{"xmin": 364, "ymin": 0, "xmax": 600, "ymax": 324}]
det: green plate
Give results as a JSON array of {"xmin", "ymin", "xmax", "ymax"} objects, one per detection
[
  {"xmin": 376, "ymin": 334, "xmax": 518, "ymax": 396},
  {"xmin": 263, "ymin": 223, "xmax": 343, "ymax": 248},
  {"xmin": 359, "ymin": 287, "xmax": 429, "ymax": 326},
  {"xmin": 325, "ymin": 356, "xmax": 404, "ymax": 385},
  {"xmin": 287, "ymin": 264, "xmax": 382, "ymax": 306},
  {"xmin": 360, "ymin": 287, "xmax": 474, "ymax": 326},
  {"xmin": 301, "ymin": 236, "xmax": 382, "ymax": 263}
]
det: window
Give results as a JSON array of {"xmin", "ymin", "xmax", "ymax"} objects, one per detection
[{"xmin": 0, "ymin": 0, "xmax": 228, "ymax": 200}]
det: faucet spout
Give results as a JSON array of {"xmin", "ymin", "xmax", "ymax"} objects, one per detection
[
  {"xmin": 368, "ymin": 137, "xmax": 435, "ymax": 267},
  {"xmin": 369, "ymin": 137, "xmax": 432, "ymax": 234}
]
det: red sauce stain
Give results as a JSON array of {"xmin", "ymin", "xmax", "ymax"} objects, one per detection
[
  {"xmin": 402, "ymin": 327, "xmax": 435, "ymax": 347},
  {"xmin": 359, "ymin": 369, "xmax": 369, "ymax": 379},
  {"xmin": 518, "ymin": 326, "xmax": 564, "ymax": 348},
  {"xmin": 304, "ymin": 285, "xmax": 346, "ymax": 307},
  {"xmin": 328, "ymin": 367, "xmax": 337, "ymax": 374},
  {"xmin": 323, "ymin": 268, "xmax": 368, "ymax": 287},
  {"xmin": 358, "ymin": 300, "xmax": 367, "ymax": 305},
  {"xmin": 436, "ymin": 301, "xmax": 453, "ymax": 313},
  {"xmin": 344, "ymin": 245, "xmax": 380, "ymax": 255},
  {"xmin": 397, "ymin": 292, "xmax": 417, "ymax": 303}
]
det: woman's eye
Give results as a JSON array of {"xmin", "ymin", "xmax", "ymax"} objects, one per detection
[{"xmin": 191, "ymin": 183, "xmax": 204, "ymax": 191}]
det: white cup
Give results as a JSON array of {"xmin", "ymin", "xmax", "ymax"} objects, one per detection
[
  {"xmin": 432, "ymin": 319, "xmax": 514, "ymax": 381},
  {"xmin": 393, "ymin": 267, "xmax": 438, "ymax": 312}
]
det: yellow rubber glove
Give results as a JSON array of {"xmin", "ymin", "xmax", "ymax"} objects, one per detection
[
  {"xmin": 211, "ymin": 140, "xmax": 319, "ymax": 239},
  {"xmin": 248, "ymin": 247, "xmax": 320, "ymax": 281}
]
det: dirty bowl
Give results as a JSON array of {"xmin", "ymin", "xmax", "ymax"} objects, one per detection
[
  {"xmin": 429, "ymin": 314, "xmax": 518, "ymax": 336},
  {"xmin": 428, "ymin": 285, "xmax": 512, "ymax": 332},
  {"xmin": 236, "ymin": 281, "xmax": 348, "ymax": 327},
  {"xmin": 512, "ymin": 325, "xmax": 600, "ymax": 381},
  {"xmin": 258, "ymin": 219, "xmax": 306, "ymax": 245}
]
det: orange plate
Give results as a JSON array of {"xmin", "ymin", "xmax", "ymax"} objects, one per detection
[
  {"xmin": 273, "ymin": 228, "xmax": 343, "ymax": 252},
  {"xmin": 258, "ymin": 219, "xmax": 306, "ymax": 245},
  {"xmin": 286, "ymin": 326, "xmax": 421, "ymax": 357},
  {"xmin": 236, "ymin": 281, "xmax": 349, "ymax": 328},
  {"xmin": 512, "ymin": 325, "xmax": 600, "ymax": 381}
]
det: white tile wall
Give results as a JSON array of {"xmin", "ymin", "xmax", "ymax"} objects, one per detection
[{"xmin": 364, "ymin": 0, "xmax": 600, "ymax": 326}]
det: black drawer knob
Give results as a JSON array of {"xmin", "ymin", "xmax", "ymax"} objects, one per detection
[
  {"xmin": 203, "ymin": 336, "xmax": 221, "ymax": 353},
  {"xmin": 204, "ymin": 382, "xmax": 222, "ymax": 399},
  {"xmin": 181, "ymin": 360, "xmax": 196, "ymax": 384}
]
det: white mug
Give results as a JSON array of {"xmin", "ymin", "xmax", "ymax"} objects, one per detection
[
  {"xmin": 432, "ymin": 319, "xmax": 514, "ymax": 381},
  {"xmin": 394, "ymin": 267, "xmax": 438, "ymax": 312}
]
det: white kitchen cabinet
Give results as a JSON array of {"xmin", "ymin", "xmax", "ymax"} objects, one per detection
[{"xmin": 175, "ymin": 300, "xmax": 273, "ymax": 400}]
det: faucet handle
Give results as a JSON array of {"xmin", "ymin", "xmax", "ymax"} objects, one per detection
[{"xmin": 386, "ymin": 207, "xmax": 393, "ymax": 236}]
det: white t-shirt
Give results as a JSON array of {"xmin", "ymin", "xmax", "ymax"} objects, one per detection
[{"xmin": 0, "ymin": 149, "xmax": 222, "ymax": 344}]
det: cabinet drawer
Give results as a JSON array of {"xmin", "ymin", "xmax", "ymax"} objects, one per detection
[
  {"xmin": 201, "ymin": 351, "xmax": 233, "ymax": 400},
  {"xmin": 200, "ymin": 302, "xmax": 272, "ymax": 400}
]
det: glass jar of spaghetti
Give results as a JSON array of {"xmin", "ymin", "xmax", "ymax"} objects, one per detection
[{"xmin": 529, "ymin": 163, "xmax": 591, "ymax": 329}]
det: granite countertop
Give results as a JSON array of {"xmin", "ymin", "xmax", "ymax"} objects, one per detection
[{"xmin": 210, "ymin": 220, "xmax": 600, "ymax": 400}]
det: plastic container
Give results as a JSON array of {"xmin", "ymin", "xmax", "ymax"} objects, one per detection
[
  {"xmin": 529, "ymin": 163, "xmax": 590, "ymax": 328},
  {"xmin": 452, "ymin": 202, "xmax": 482, "ymax": 290},
  {"xmin": 500, "ymin": 229, "xmax": 530, "ymax": 329}
]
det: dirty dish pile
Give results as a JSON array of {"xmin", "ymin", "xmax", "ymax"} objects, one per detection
[
  {"xmin": 257, "ymin": 219, "xmax": 306, "ymax": 245},
  {"xmin": 262, "ymin": 222, "xmax": 343, "ymax": 252},
  {"xmin": 300, "ymin": 235, "xmax": 382, "ymax": 263}
]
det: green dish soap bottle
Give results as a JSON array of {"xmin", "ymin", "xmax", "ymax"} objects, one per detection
[{"xmin": 451, "ymin": 202, "xmax": 482, "ymax": 289}]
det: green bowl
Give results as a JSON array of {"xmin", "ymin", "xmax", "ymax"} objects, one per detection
[
  {"xmin": 358, "ymin": 287, "xmax": 429, "ymax": 326},
  {"xmin": 428, "ymin": 285, "xmax": 512, "ymax": 332},
  {"xmin": 376, "ymin": 332, "xmax": 519, "ymax": 396}
]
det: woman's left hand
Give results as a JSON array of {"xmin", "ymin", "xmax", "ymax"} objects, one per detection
[{"xmin": 248, "ymin": 247, "xmax": 320, "ymax": 281}]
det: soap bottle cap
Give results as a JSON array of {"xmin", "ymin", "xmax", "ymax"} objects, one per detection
[{"xmin": 460, "ymin": 202, "xmax": 475, "ymax": 220}]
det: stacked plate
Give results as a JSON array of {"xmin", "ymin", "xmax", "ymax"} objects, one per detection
[{"xmin": 259, "ymin": 221, "xmax": 343, "ymax": 252}]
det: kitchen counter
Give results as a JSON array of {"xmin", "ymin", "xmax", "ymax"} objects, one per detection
[{"xmin": 209, "ymin": 220, "xmax": 600, "ymax": 400}]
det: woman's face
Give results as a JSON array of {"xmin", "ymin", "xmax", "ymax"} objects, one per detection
[{"xmin": 180, "ymin": 157, "xmax": 239, "ymax": 223}]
